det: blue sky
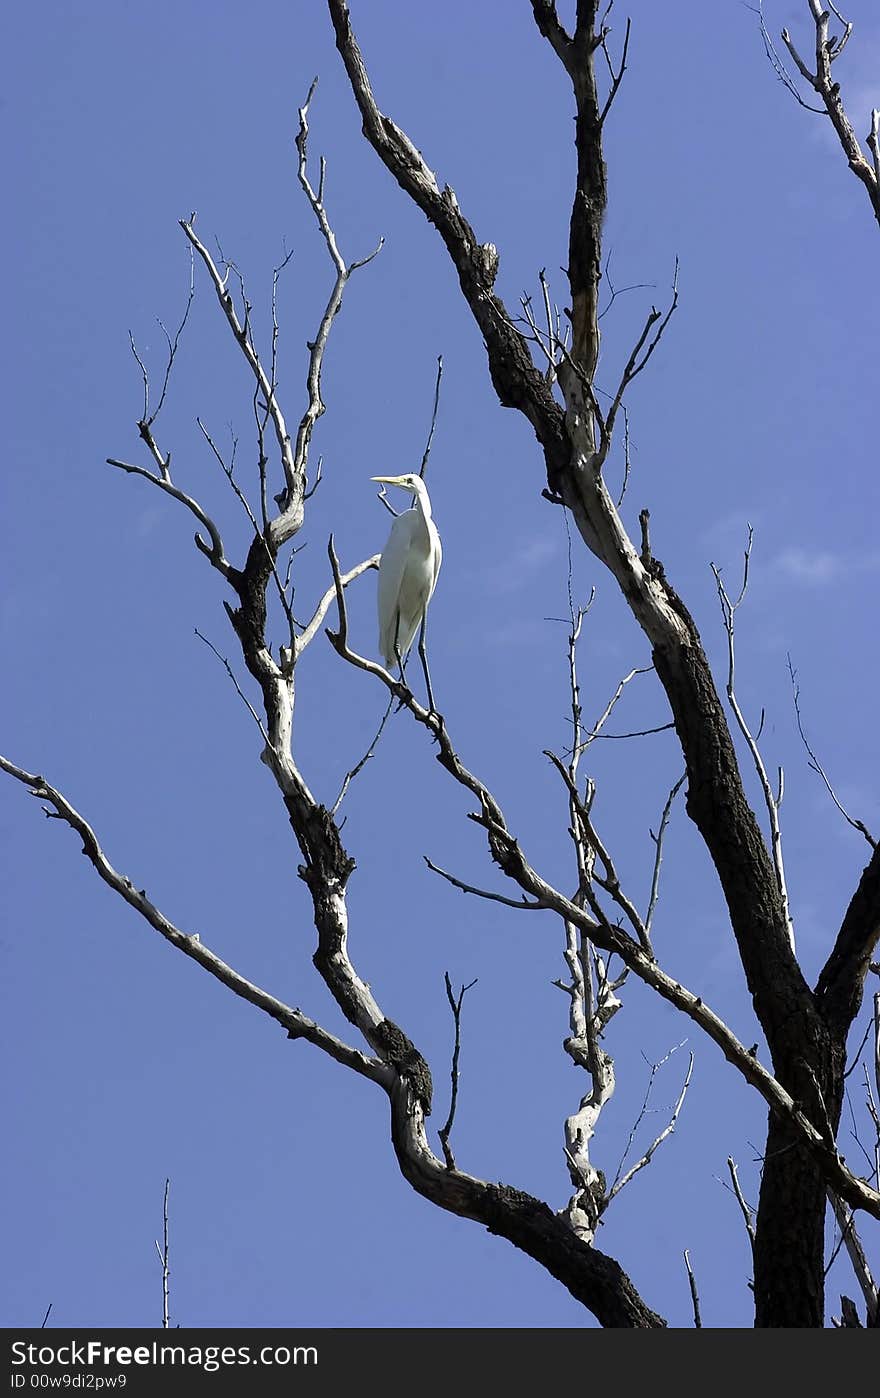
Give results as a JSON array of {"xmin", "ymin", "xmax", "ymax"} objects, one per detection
[{"xmin": 2, "ymin": 1, "xmax": 878, "ymax": 1328}]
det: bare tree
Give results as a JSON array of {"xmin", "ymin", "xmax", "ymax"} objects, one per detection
[{"xmin": 3, "ymin": 1, "xmax": 878, "ymax": 1327}]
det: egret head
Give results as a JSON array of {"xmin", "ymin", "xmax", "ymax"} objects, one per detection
[{"xmin": 371, "ymin": 473, "xmax": 423, "ymax": 494}]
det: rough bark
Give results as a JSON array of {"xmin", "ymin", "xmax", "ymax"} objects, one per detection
[
  {"xmin": 816, "ymin": 845, "xmax": 880, "ymax": 1034},
  {"xmin": 754, "ymin": 1044, "xmax": 844, "ymax": 1328},
  {"xmin": 386, "ymin": 1079, "xmax": 665, "ymax": 1328}
]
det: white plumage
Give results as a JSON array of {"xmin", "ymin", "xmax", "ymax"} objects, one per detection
[{"xmin": 372, "ymin": 473, "xmax": 442, "ymax": 668}]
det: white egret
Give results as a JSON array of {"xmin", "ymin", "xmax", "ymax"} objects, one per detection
[{"xmin": 371, "ymin": 472, "xmax": 442, "ymax": 711}]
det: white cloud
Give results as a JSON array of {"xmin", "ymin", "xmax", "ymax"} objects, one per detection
[
  {"xmin": 771, "ymin": 546, "xmax": 880, "ymax": 585},
  {"xmin": 773, "ymin": 548, "xmax": 843, "ymax": 583}
]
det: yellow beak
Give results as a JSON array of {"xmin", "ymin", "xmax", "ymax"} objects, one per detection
[{"xmin": 371, "ymin": 474, "xmax": 409, "ymax": 486}]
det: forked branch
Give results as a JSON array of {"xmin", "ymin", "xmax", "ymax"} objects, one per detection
[
  {"xmin": 771, "ymin": 1, "xmax": 880, "ymax": 228},
  {"xmin": 438, "ymin": 972, "xmax": 478, "ymax": 1171},
  {"xmin": 605, "ymin": 1047, "xmax": 694, "ymax": 1208}
]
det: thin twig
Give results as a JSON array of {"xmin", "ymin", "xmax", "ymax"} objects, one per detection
[
  {"xmin": 599, "ymin": 252, "xmax": 654, "ymax": 323},
  {"xmin": 154, "ymin": 1177, "xmax": 171, "ymax": 1329},
  {"xmin": 259, "ymin": 245, "xmax": 296, "ymax": 525},
  {"xmin": 151, "ymin": 250, "xmax": 196, "ymax": 426},
  {"xmin": 332, "ymin": 694, "xmax": 395, "ymax": 813},
  {"xmin": 587, "ymin": 722, "xmax": 674, "ymax": 741},
  {"xmin": 539, "ymin": 268, "xmax": 556, "ymax": 384},
  {"xmin": 606, "ymin": 1047, "xmax": 693, "ymax": 1204},
  {"xmin": 788, "ymin": 656, "xmax": 876, "ymax": 848},
  {"xmin": 194, "ymin": 629, "xmax": 270, "ymax": 744},
  {"xmin": 712, "ymin": 529, "xmax": 795, "ymax": 951},
  {"xmin": 645, "ymin": 774, "xmax": 686, "ymax": 938},
  {"xmin": 615, "ymin": 405, "xmax": 632, "ymax": 507},
  {"xmin": 545, "ymin": 748, "xmax": 653, "ymax": 955},
  {"xmin": 289, "ymin": 79, "xmax": 384, "ymax": 517},
  {"xmin": 424, "ymin": 858, "xmax": 546, "ymax": 910},
  {"xmin": 751, "ymin": 2, "xmax": 826, "ymax": 112},
  {"xmin": 598, "ymin": 16, "xmax": 632, "ymax": 125},
  {"xmin": 598, "ymin": 259, "xmax": 679, "ymax": 464},
  {"xmin": 419, "ymin": 356, "xmax": 444, "ymax": 478},
  {"xmin": 845, "ymin": 1081, "xmax": 876, "ymax": 1179},
  {"xmin": 573, "ymin": 665, "xmax": 654, "ymax": 755},
  {"xmin": 845, "ymin": 1015, "xmax": 874, "ymax": 1080},
  {"xmin": 438, "ymin": 973, "xmax": 478, "ymax": 1170},
  {"xmin": 684, "ymin": 1249, "xmax": 702, "ymax": 1328},
  {"xmin": 180, "ymin": 217, "xmax": 297, "ymax": 532},
  {"xmin": 726, "ymin": 1156, "xmax": 756, "ymax": 1254}
]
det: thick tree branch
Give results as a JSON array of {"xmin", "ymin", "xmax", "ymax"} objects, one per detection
[
  {"xmin": 386, "ymin": 1069, "xmax": 665, "ymax": 1326},
  {"xmin": 816, "ymin": 843, "xmax": 880, "ymax": 1035},
  {"xmin": 531, "ymin": 1, "xmax": 575, "ymax": 73},
  {"xmin": 558, "ymin": 915, "xmax": 616, "ymax": 1241}
]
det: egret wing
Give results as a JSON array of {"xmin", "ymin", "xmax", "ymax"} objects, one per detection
[
  {"xmin": 429, "ymin": 522, "xmax": 442, "ymax": 593},
  {"xmin": 377, "ymin": 511, "xmax": 417, "ymax": 665}
]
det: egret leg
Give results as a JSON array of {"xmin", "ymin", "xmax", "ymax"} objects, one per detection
[
  {"xmin": 417, "ymin": 615, "xmax": 438, "ymax": 718},
  {"xmin": 393, "ymin": 641, "xmax": 408, "ymax": 711}
]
